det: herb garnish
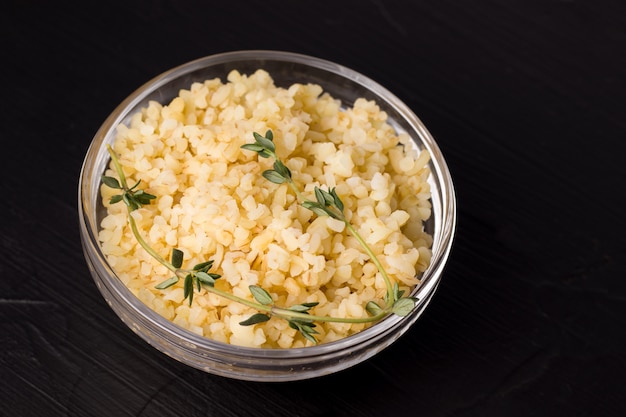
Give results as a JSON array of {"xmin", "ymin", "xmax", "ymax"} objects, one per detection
[{"xmin": 103, "ymin": 130, "xmax": 418, "ymax": 345}]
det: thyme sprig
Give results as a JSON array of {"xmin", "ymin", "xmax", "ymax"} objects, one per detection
[{"xmin": 102, "ymin": 129, "xmax": 418, "ymax": 345}]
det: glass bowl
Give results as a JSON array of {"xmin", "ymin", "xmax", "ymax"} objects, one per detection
[{"xmin": 78, "ymin": 50, "xmax": 456, "ymax": 382}]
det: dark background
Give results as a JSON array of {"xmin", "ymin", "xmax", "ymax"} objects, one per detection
[{"xmin": 2, "ymin": 1, "xmax": 625, "ymax": 416}]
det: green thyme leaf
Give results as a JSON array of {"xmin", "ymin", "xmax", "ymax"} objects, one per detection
[
  {"xmin": 314, "ymin": 187, "xmax": 327, "ymax": 206},
  {"xmin": 242, "ymin": 130, "xmax": 277, "ymax": 159},
  {"xmin": 239, "ymin": 313, "xmax": 271, "ymax": 326},
  {"xmin": 183, "ymin": 274, "xmax": 194, "ymax": 305},
  {"xmin": 301, "ymin": 331, "xmax": 318, "ymax": 344},
  {"xmin": 122, "ymin": 193, "xmax": 132, "ymax": 208},
  {"xmin": 128, "ymin": 180, "xmax": 141, "ymax": 191},
  {"xmin": 301, "ymin": 201, "xmax": 329, "ymax": 217},
  {"xmin": 134, "ymin": 190, "xmax": 157, "ymax": 205},
  {"xmin": 249, "ymin": 285, "xmax": 273, "ymax": 305},
  {"xmin": 253, "ymin": 132, "xmax": 275, "ymax": 153},
  {"xmin": 289, "ymin": 319, "xmax": 319, "ymax": 344},
  {"xmin": 391, "ymin": 297, "xmax": 417, "ymax": 316},
  {"xmin": 109, "ymin": 195, "xmax": 123, "ymax": 204},
  {"xmin": 302, "ymin": 200, "xmax": 342, "ymax": 220},
  {"xmin": 302, "ymin": 201, "xmax": 335, "ymax": 217},
  {"xmin": 102, "ymin": 176, "xmax": 122, "ymax": 189},
  {"xmin": 392, "ymin": 282, "xmax": 402, "ymax": 301},
  {"xmin": 262, "ymin": 169, "xmax": 287, "ymax": 184},
  {"xmin": 193, "ymin": 260, "xmax": 214, "ymax": 271},
  {"xmin": 171, "ymin": 248, "xmax": 184, "ymax": 268},
  {"xmin": 155, "ymin": 276, "xmax": 179, "ymax": 290},
  {"xmin": 195, "ymin": 271, "xmax": 217, "ymax": 286},
  {"xmin": 253, "ymin": 129, "xmax": 274, "ymax": 142},
  {"xmin": 273, "ymin": 160, "xmax": 291, "ymax": 180},
  {"xmin": 240, "ymin": 143, "xmax": 265, "ymax": 153},
  {"xmin": 330, "ymin": 188, "xmax": 344, "ymax": 212},
  {"xmin": 322, "ymin": 188, "xmax": 335, "ymax": 206},
  {"xmin": 366, "ymin": 301, "xmax": 383, "ymax": 316},
  {"xmin": 289, "ymin": 303, "xmax": 316, "ymax": 312}
]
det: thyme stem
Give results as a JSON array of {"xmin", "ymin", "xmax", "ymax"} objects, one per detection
[{"xmin": 344, "ymin": 222, "xmax": 395, "ymax": 307}]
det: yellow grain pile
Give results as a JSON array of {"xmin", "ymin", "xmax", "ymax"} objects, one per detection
[{"xmin": 99, "ymin": 69, "xmax": 432, "ymax": 348}]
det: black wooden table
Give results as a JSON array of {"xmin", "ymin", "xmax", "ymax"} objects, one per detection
[{"xmin": 2, "ymin": 1, "xmax": 625, "ymax": 416}]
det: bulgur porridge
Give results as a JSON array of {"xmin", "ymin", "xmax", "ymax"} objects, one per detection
[{"xmin": 99, "ymin": 69, "xmax": 433, "ymax": 348}]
